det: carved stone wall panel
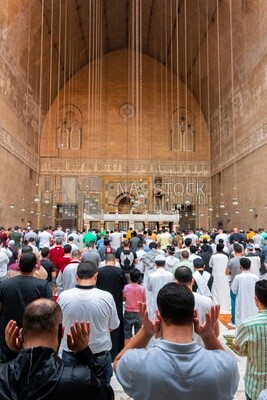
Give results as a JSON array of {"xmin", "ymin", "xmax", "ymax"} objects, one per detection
[
  {"xmin": 211, "ymin": 118, "xmax": 267, "ymax": 175},
  {"xmin": 40, "ymin": 158, "xmax": 211, "ymax": 177},
  {"xmin": 0, "ymin": 124, "xmax": 39, "ymax": 171}
]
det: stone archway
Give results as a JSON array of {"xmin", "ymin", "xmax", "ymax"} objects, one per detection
[{"xmin": 118, "ymin": 196, "xmax": 131, "ymax": 213}]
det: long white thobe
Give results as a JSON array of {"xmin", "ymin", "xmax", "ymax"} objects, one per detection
[
  {"xmin": 231, "ymin": 271, "xmax": 259, "ymax": 331},
  {"xmin": 209, "ymin": 253, "xmax": 231, "ymax": 313},
  {"xmin": 147, "ymin": 267, "xmax": 173, "ymax": 320}
]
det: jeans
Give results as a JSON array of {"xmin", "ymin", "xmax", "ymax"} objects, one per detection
[
  {"xmin": 230, "ymin": 289, "xmax": 236, "ymax": 324},
  {"xmin": 62, "ymin": 349, "xmax": 113, "ymax": 383}
]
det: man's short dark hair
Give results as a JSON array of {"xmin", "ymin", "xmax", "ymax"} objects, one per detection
[
  {"xmin": 41, "ymin": 247, "xmax": 50, "ymax": 258},
  {"xmin": 77, "ymin": 261, "xmax": 97, "ymax": 279},
  {"xmin": 55, "ymin": 238, "xmax": 62, "ymax": 245},
  {"xmin": 23, "ymin": 299, "xmax": 62, "ymax": 336},
  {"xmin": 240, "ymin": 257, "xmax": 251, "ymax": 270},
  {"xmin": 63, "ymin": 244, "xmax": 72, "ymax": 254},
  {"xmin": 216, "ymin": 243, "xmax": 224, "ymax": 253},
  {"xmin": 174, "ymin": 266, "xmax": 193, "ymax": 284},
  {"xmin": 123, "ymin": 240, "xmax": 129, "ymax": 246},
  {"xmin": 130, "ymin": 268, "xmax": 141, "ymax": 283},
  {"xmin": 72, "ymin": 249, "xmax": 81, "ymax": 258},
  {"xmin": 201, "ymin": 244, "xmax": 209, "ymax": 252},
  {"xmin": 190, "ymin": 245, "xmax": 198, "ymax": 254},
  {"xmin": 149, "ymin": 242, "xmax": 157, "ymax": 249},
  {"xmin": 184, "ymin": 238, "xmax": 192, "ymax": 247},
  {"xmin": 103, "ymin": 237, "xmax": 110, "ymax": 246},
  {"xmin": 181, "ymin": 250, "xmax": 189, "ymax": 259},
  {"xmin": 157, "ymin": 283, "xmax": 194, "ymax": 326},
  {"xmin": 105, "ymin": 253, "xmax": 116, "ymax": 262},
  {"xmin": 28, "ymin": 237, "xmax": 35, "ymax": 243},
  {"xmin": 86, "ymin": 241, "xmax": 95, "ymax": 248},
  {"xmin": 233, "ymin": 243, "xmax": 242, "ymax": 253},
  {"xmin": 21, "ymin": 245, "xmax": 33, "ymax": 254},
  {"xmin": 19, "ymin": 252, "xmax": 37, "ymax": 273},
  {"xmin": 255, "ymin": 280, "xmax": 267, "ymax": 307}
]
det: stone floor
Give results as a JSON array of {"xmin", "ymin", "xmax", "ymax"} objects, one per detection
[{"xmin": 111, "ymin": 320, "xmax": 247, "ymax": 400}]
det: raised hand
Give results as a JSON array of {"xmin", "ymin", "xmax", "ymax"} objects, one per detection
[
  {"xmin": 67, "ymin": 321, "xmax": 90, "ymax": 353},
  {"xmin": 5, "ymin": 320, "xmax": 23, "ymax": 352},
  {"xmin": 193, "ymin": 304, "xmax": 220, "ymax": 338},
  {"xmin": 139, "ymin": 302, "xmax": 162, "ymax": 337}
]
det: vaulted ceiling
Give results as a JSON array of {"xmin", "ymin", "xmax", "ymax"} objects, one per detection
[
  {"xmin": 3, "ymin": 0, "xmax": 256, "ymax": 125},
  {"xmin": 9, "ymin": 0, "xmax": 217, "ymax": 117}
]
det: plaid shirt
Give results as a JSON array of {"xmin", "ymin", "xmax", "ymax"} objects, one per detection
[{"xmin": 235, "ymin": 310, "xmax": 267, "ymax": 399}]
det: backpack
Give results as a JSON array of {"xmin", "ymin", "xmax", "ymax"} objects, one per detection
[{"xmin": 120, "ymin": 251, "xmax": 134, "ymax": 271}]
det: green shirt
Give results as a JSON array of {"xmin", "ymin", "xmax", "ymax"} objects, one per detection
[
  {"xmin": 82, "ymin": 232, "xmax": 97, "ymax": 246},
  {"xmin": 235, "ymin": 310, "xmax": 267, "ymax": 399}
]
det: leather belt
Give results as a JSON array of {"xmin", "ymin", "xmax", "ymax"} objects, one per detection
[{"xmin": 93, "ymin": 350, "xmax": 108, "ymax": 358}]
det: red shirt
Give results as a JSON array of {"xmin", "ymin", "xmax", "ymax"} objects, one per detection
[
  {"xmin": 49, "ymin": 246, "xmax": 64, "ymax": 266},
  {"xmin": 55, "ymin": 256, "xmax": 71, "ymax": 273}
]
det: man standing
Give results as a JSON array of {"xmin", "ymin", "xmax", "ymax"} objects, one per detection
[
  {"xmin": 49, "ymin": 238, "xmax": 64, "ymax": 267},
  {"xmin": 96, "ymin": 253, "xmax": 127, "ymax": 360},
  {"xmin": 0, "ymin": 241, "xmax": 9, "ymax": 281},
  {"xmin": 109, "ymin": 227, "xmax": 122, "ymax": 251},
  {"xmin": 172, "ymin": 250, "xmax": 194, "ymax": 274},
  {"xmin": 165, "ymin": 245, "xmax": 179, "ymax": 272},
  {"xmin": 52, "ymin": 225, "xmax": 66, "ymax": 242},
  {"xmin": 55, "ymin": 244, "xmax": 72, "ymax": 274},
  {"xmin": 174, "ymin": 266, "xmax": 219, "ymax": 345},
  {"xmin": 226, "ymin": 243, "xmax": 243, "ymax": 328},
  {"xmin": 24, "ymin": 227, "xmax": 38, "ymax": 244},
  {"xmin": 81, "ymin": 241, "xmax": 101, "ymax": 267},
  {"xmin": 58, "ymin": 262, "xmax": 120, "ymax": 383},
  {"xmin": 9, "ymin": 226, "xmax": 22, "ymax": 250},
  {"xmin": 1, "ymin": 299, "xmax": 113, "ymax": 400},
  {"xmin": 114, "ymin": 284, "xmax": 239, "ymax": 400},
  {"xmin": 56, "ymin": 249, "xmax": 81, "ymax": 295},
  {"xmin": 82, "ymin": 228, "xmax": 96, "ymax": 247},
  {"xmin": 158, "ymin": 228, "xmax": 171, "ymax": 251},
  {"xmin": 116, "ymin": 240, "xmax": 138, "ymax": 281},
  {"xmin": 129, "ymin": 231, "xmax": 141, "ymax": 253},
  {"xmin": 38, "ymin": 226, "xmax": 52, "ymax": 249},
  {"xmin": 231, "ymin": 257, "xmax": 259, "ymax": 331},
  {"xmin": 0, "ymin": 252, "xmax": 53, "ymax": 356},
  {"xmin": 233, "ymin": 280, "xmax": 267, "ymax": 400},
  {"xmin": 209, "ymin": 243, "xmax": 230, "ymax": 313},
  {"xmin": 147, "ymin": 254, "xmax": 173, "ymax": 320},
  {"xmin": 192, "ymin": 258, "xmax": 213, "ymax": 297}
]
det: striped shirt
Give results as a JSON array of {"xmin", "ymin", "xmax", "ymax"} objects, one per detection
[{"xmin": 235, "ymin": 310, "xmax": 267, "ymax": 400}]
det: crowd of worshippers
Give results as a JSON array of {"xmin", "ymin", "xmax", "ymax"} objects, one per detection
[{"xmin": 0, "ymin": 224, "xmax": 266, "ymax": 399}]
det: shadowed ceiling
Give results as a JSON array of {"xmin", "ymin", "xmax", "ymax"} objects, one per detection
[
  {"xmin": 6, "ymin": 0, "xmax": 219, "ymax": 119},
  {"xmin": 40, "ymin": 0, "xmax": 217, "ymax": 109}
]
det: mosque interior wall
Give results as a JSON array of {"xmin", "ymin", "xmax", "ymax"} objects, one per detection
[{"xmin": 0, "ymin": 1, "xmax": 267, "ymax": 231}]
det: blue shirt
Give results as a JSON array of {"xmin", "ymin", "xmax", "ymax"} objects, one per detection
[{"xmin": 116, "ymin": 339, "xmax": 239, "ymax": 400}]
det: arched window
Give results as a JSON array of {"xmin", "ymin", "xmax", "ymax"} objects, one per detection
[
  {"xmin": 171, "ymin": 108, "xmax": 196, "ymax": 152},
  {"xmin": 57, "ymin": 105, "xmax": 82, "ymax": 150},
  {"xmin": 70, "ymin": 121, "xmax": 81, "ymax": 149},
  {"xmin": 58, "ymin": 121, "xmax": 69, "ymax": 149}
]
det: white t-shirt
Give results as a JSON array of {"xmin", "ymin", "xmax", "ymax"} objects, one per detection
[
  {"xmin": 38, "ymin": 231, "xmax": 51, "ymax": 248},
  {"xmin": 58, "ymin": 286, "xmax": 120, "ymax": 355}
]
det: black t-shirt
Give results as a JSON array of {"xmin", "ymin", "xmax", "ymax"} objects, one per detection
[
  {"xmin": 0, "ymin": 275, "xmax": 53, "ymax": 349},
  {"xmin": 118, "ymin": 250, "xmax": 137, "ymax": 271},
  {"xmin": 192, "ymin": 270, "xmax": 213, "ymax": 293},
  {"xmin": 40, "ymin": 259, "xmax": 56, "ymax": 282}
]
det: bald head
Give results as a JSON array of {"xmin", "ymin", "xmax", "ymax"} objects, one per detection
[{"xmin": 22, "ymin": 299, "xmax": 62, "ymax": 338}]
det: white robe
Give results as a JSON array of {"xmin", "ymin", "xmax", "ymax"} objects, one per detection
[
  {"xmin": 209, "ymin": 253, "xmax": 231, "ymax": 313},
  {"xmin": 147, "ymin": 267, "xmax": 173, "ymax": 320},
  {"xmin": 231, "ymin": 271, "xmax": 259, "ymax": 331}
]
